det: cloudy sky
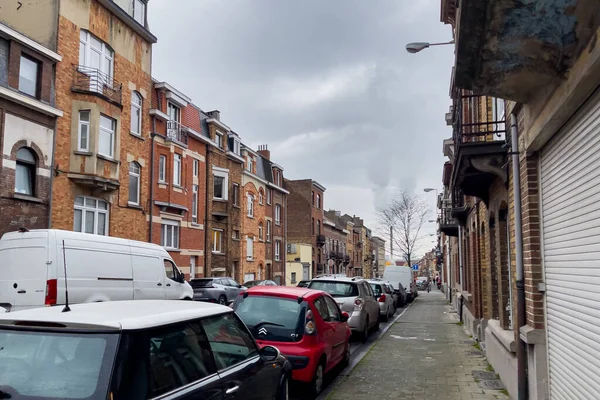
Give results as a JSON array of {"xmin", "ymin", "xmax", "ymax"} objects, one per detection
[{"xmin": 149, "ymin": 0, "xmax": 454, "ymax": 257}]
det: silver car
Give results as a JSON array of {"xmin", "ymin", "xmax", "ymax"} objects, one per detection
[
  {"xmin": 190, "ymin": 277, "xmax": 246, "ymax": 305},
  {"xmin": 308, "ymin": 276, "xmax": 379, "ymax": 342},
  {"xmin": 368, "ymin": 280, "xmax": 396, "ymax": 322}
]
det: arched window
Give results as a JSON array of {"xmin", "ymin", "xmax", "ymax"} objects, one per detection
[
  {"xmin": 130, "ymin": 91, "xmax": 142, "ymax": 135},
  {"xmin": 258, "ymin": 221, "xmax": 263, "ymax": 240},
  {"xmin": 74, "ymin": 196, "xmax": 109, "ymax": 235},
  {"xmin": 128, "ymin": 162, "xmax": 141, "ymax": 205},
  {"xmin": 15, "ymin": 148, "xmax": 36, "ymax": 196}
]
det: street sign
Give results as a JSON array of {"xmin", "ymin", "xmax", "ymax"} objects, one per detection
[{"xmin": 412, "ymin": 264, "xmax": 419, "ymax": 271}]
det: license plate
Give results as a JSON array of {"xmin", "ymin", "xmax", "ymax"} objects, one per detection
[{"xmin": 195, "ymin": 291, "xmax": 204, "ymax": 296}]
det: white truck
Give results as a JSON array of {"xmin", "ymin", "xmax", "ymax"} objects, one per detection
[
  {"xmin": 0, "ymin": 229, "xmax": 193, "ymax": 312},
  {"xmin": 383, "ymin": 265, "xmax": 418, "ymax": 302}
]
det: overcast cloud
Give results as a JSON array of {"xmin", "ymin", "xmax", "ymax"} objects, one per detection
[{"xmin": 149, "ymin": 0, "xmax": 454, "ymax": 258}]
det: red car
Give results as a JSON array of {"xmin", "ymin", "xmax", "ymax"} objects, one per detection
[{"xmin": 232, "ymin": 286, "xmax": 351, "ymax": 395}]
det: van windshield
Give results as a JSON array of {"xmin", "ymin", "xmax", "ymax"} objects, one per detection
[
  {"xmin": 308, "ymin": 281, "xmax": 359, "ymax": 298},
  {"xmin": 0, "ymin": 328, "xmax": 118, "ymax": 399},
  {"xmin": 234, "ymin": 296, "xmax": 306, "ymax": 342}
]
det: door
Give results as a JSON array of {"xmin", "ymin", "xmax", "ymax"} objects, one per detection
[
  {"xmin": 132, "ymin": 255, "xmax": 165, "ymax": 300},
  {"xmin": 312, "ymin": 296, "xmax": 336, "ymax": 369},
  {"xmin": 202, "ymin": 313, "xmax": 280, "ymax": 400},
  {"xmin": 226, "ymin": 279, "xmax": 243, "ymax": 297},
  {"xmin": 361, "ymin": 282, "xmax": 378, "ymax": 325},
  {"xmin": 541, "ymin": 88, "xmax": 600, "ymax": 399},
  {"xmin": 303, "ymin": 265, "xmax": 310, "ymax": 280},
  {"xmin": 323, "ymin": 295, "xmax": 348, "ymax": 364},
  {"xmin": 163, "ymin": 259, "xmax": 184, "ymax": 299}
]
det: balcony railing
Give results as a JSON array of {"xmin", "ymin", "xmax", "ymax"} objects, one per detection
[
  {"xmin": 166, "ymin": 120, "xmax": 189, "ymax": 146},
  {"xmin": 316, "ymin": 235, "xmax": 326, "ymax": 246},
  {"xmin": 72, "ymin": 65, "xmax": 122, "ymax": 106},
  {"xmin": 452, "ymin": 186, "xmax": 465, "ymax": 209},
  {"xmin": 453, "ymin": 93, "xmax": 506, "ymax": 147}
]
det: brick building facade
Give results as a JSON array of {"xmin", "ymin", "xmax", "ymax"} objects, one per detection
[
  {"xmin": 323, "ymin": 213, "xmax": 348, "ymax": 275},
  {"xmin": 0, "ymin": 14, "xmax": 63, "ymax": 237}
]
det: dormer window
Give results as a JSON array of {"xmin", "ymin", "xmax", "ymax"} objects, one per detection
[
  {"xmin": 215, "ymin": 132, "xmax": 223, "ymax": 149},
  {"xmin": 274, "ymin": 170, "xmax": 281, "ymax": 186},
  {"xmin": 133, "ymin": 0, "xmax": 146, "ymax": 25},
  {"xmin": 233, "ymin": 138, "xmax": 241, "ymax": 155},
  {"xmin": 246, "ymin": 156, "xmax": 253, "ymax": 172}
]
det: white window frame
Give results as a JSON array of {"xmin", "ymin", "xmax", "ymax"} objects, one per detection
[
  {"xmin": 213, "ymin": 229, "xmax": 223, "ymax": 253},
  {"xmin": 275, "ymin": 240, "xmax": 281, "ymax": 261},
  {"xmin": 212, "ymin": 168, "xmax": 229, "ymax": 200},
  {"xmin": 167, "ymin": 101, "xmax": 181, "ymax": 123},
  {"xmin": 247, "ymin": 193, "xmax": 254, "ymax": 217},
  {"xmin": 247, "ymin": 237, "xmax": 254, "ymax": 261},
  {"xmin": 275, "ymin": 204, "xmax": 281, "ymax": 225},
  {"xmin": 128, "ymin": 162, "xmax": 140, "ymax": 205},
  {"xmin": 275, "ymin": 170, "xmax": 281, "ymax": 186},
  {"xmin": 193, "ymin": 159, "xmax": 199, "ymax": 177},
  {"xmin": 316, "ymin": 194, "xmax": 321, "ymax": 209},
  {"xmin": 266, "ymin": 220, "xmax": 272, "ymax": 242},
  {"xmin": 246, "ymin": 155, "xmax": 252, "ymax": 171},
  {"xmin": 77, "ymin": 110, "xmax": 90, "ymax": 152},
  {"xmin": 98, "ymin": 114, "xmax": 115, "ymax": 158},
  {"xmin": 258, "ymin": 222, "xmax": 263, "ymax": 241},
  {"xmin": 215, "ymin": 132, "xmax": 223, "ymax": 149},
  {"xmin": 232, "ymin": 183, "xmax": 239, "ymax": 206},
  {"xmin": 173, "ymin": 153, "xmax": 182, "ymax": 186},
  {"xmin": 158, "ymin": 155, "xmax": 167, "ymax": 183},
  {"xmin": 79, "ymin": 30, "xmax": 114, "ymax": 80},
  {"xmin": 133, "ymin": 0, "xmax": 146, "ymax": 25},
  {"xmin": 192, "ymin": 184, "xmax": 198, "ymax": 223},
  {"xmin": 266, "ymin": 188, "xmax": 272, "ymax": 205},
  {"xmin": 130, "ymin": 91, "xmax": 142, "ymax": 136},
  {"xmin": 259, "ymin": 191, "xmax": 264, "ymax": 205},
  {"xmin": 161, "ymin": 219, "xmax": 180, "ymax": 250},
  {"xmin": 74, "ymin": 196, "xmax": 109, "ymax": 236},
  {"xmin": 233, "ymin": 138, "xmax": 241, "ymax": 155}
]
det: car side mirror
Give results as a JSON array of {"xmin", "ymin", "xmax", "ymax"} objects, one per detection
[
  {"xmin": 237, "ymin": 284, "xmax": 242, "ymax": 288},
  {"xmin": 341, "ymin": 311, "xmax": 350, "ymax": 322},
  {"xmin": 260, "ymin": 345, "xmax": 280, "ymax": 362}
]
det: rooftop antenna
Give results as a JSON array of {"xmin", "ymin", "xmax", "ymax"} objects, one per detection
[{"xmin": 61, "ymin": 240, "xmax": 71, "ymax": 312}]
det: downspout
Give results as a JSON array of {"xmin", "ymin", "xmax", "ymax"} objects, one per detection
[
  {"xmin": 204, "ymin": 148, "xmax": 210, "ymax": 278},
  {"xmin": 510, "ymin": 113, "xmax": 528, "ymax": 400},
  {"xmin": 458, "ymin": 225, "xmax": 464, "ymax": 322},
  {"xmin": 48, "ymin": 117, "xmax": 58, "ymax": 229},
  {"xmin": 283, "ymin": 189, "xmax": 288, "ymax": 285},
  {"xmin": 148, "ymin": 116, "xmax": 157, "ymax": 243}
]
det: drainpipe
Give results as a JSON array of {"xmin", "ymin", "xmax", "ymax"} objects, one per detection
[
  {"xmin": 283, "ymin": 189, "xmax": 288, "ymax": 285},
  {"xmin": 48, "ymin": 118, "xmax": 58, "ymax": 229},
  {"xmin": 204, "ymin": 148, "xmax": 210, "ymax": 278},
  {"xmin": 148, "ymin": 116, "xmax": 157, "ymax": 243},
  {"xmin": 510, "ymin": 113, "xmax": 528, "ymax": 400}
]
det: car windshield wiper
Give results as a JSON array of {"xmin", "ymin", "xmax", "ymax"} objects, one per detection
[{"xmin": 253, "ymin": 321, "xmax": 285, "ymax": 329}]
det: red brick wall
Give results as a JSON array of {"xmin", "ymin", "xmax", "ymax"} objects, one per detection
[{"xmin": 241, "ymin": 180, "xmax": 266, "ymax": 279}]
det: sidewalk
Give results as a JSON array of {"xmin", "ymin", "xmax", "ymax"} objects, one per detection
[{"xmin": 325, "ymin": 291, "xmax": 509, "ymax": 400}]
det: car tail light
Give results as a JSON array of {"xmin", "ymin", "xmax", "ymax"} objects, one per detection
[
  {"xmin": 45, "ymin": 279, "xmax": 57, "ymax": 306},
  {"xmin": 305, "ymin": 309, "xmax": 316, "ymax": 335},
  {"xmin": 379, "ymin": 294, "xmax": 387, "ymax": 303},
  {"xmin": 354, "ymin": 298, "xmax": 364, "ymax": 311}
]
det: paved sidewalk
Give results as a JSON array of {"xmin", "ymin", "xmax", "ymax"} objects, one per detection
[{"xmin": 326, "ymin": 291, "xmax": 509, "ymax": 400}]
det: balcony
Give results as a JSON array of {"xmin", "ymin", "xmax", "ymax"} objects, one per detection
[
  {"xmin": 447, "ymin": 0, "xmax": 598, "ymax": 101},
  {"xmin": 344, "ymin": 255, "xmax": 351, "ymax": 263},
  {"xmin": 166, "ymin": 120, "xmax": 189, "ymax": 146},
  {"xmin": 451, "ymin": 94, "xmax": 507, "ymax": 206},
  {"xmin": 71, "ymin": 65, "xmax": 122, "ymax": 107},
  {"xmin": 450, "ymin": 186, "xmax": 469, "ymax": 224},
  {"xmin": 316, "ymin": 235, "xmax": 325, "ymax": 247},
  {"xmin": 440, "ymin": 201, "xmax": 459, "ymax": 237}
]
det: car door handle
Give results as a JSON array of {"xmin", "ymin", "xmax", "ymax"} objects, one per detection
[
  {"xmin": 166, "ymin": 283, "xmax": 171, "ymax": 287},
  {"xmin": 157, "ymin": 283, "xmax": 162, "ymax": 286},
  {"xmin": 225, "ymin": 385, "xmax": 240, "ymax": 394},
  {"xmin": 17, "ymin": 290, "xmax": 26, "ymax": 294}
]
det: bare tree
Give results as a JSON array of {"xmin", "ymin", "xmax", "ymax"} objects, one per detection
[{"xmin": 377, "ymin": 190, "xmax": 430, "ymax": 268}]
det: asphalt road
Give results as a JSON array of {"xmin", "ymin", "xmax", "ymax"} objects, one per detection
[{"xmin": 289, "ymin": 299, "xmax": 416, "ymax": 400}]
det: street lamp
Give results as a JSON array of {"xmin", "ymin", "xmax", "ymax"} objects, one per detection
[{"xmin": 405, "ymin": 41, "xmax": 455, "ymax": 54}]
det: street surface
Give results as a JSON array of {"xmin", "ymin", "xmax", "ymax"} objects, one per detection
[{"xmin": 319, "ymin": 291, "xmax": 509, "ymax": 400}]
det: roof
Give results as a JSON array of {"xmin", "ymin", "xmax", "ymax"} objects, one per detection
[
  {"xmin": 0, "ymin": 300, "xmax": 231, "ymax": 331},
  {"xmin": 311, "ymin": 276, "xmax": 365, "ymax": 283},
  {"xmin": 245, "ymin": 285, "xmax": 323, "ymax": 299}
]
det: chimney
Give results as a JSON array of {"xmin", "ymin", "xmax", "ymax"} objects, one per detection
[
  {"xmin": 257, "ymin": 144, "xmax": 270, "ymax": 160},
  {"xmin": 207, "ymin": 110, "xmax": 221, "ymax": 121}
]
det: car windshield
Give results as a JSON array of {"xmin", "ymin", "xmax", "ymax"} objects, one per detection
[
  {"xmin": 243, "ymin": 280, "xmax": 261, "ymax": 288},
  {"xmin": 0, "ymin": 328, "xmax": 118, "ymax": 399},
  {"xmin": 308, "ymin": 281, "xmax": 359, "ymax": 298},
  {"xmin": 370, "ymin": 284, "xmax": 383, "ymax": 297},
  {"xmin": 190, "ymin": 279, "xmax": 215, "ymax": 288},
  {"xmin": 233, "ymin": 296, "xmax": 306, "ymax": 342}
]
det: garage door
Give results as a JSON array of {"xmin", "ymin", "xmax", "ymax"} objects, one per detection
[{"xmin": 541, "ymin": 88, "xmax": 600, "ymax": 399}]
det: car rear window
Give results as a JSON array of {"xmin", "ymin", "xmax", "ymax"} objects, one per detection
[
  {"xmin": 190, "ymin": 279, "xmax": 214, "ymax": 288},
  {"xmin": 308, "ymin": 281, "xmax": 359, "ymax": 297},
  {"xmin": 0, "ymin": 328, "xmax": 118, "ymax": 399},
  {"xmin": 370, "ymin": 283, "xmax": 383, "ymax": 296},
  {"xmin": 233, "ymin": 295, "xmax": 306, "ymax": 343}
]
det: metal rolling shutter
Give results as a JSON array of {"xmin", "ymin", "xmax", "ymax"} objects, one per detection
[{"xmin": 541, "ymin": 89, "xmax": 600, "ymax": 399}]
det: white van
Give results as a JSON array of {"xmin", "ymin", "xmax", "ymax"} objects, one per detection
[
  {"xmin": 383, "ymin": 266, "xmax": 417, "ymax": 301},
  {"xmin": 0, "ymin": 229, "xmax": 193, "ymax": 312}
]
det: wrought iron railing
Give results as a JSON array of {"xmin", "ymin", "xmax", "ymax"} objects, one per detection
[
  {"xmin": 452, "ymin": 186, "xmax": 465, "ymax": 209},
  {"xmin": 72, "ymin": 65, "xmax": 122, "ymax": 105},
  {"xmin": 316, "ymin": 235, "xmax": 326, "ymax": 246},
  {"xmin": 453, "ymin": 92, "xmax": 506, "ymax": 147},
  {"xmin": 166, "ymin": 120, "xmax": 189, "ymax": 145}
]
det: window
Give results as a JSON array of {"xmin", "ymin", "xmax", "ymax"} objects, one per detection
[
  {"xmin": 313, "ymin": 297, "xmax": 329, "ymax": 321},
  {"xmin": 161, "ymin": 219, "xmax": 179, "ymax": 249},
  {"xmin": 266, "ymin": 220, "xmax": 272, "ymax": 242},
  {"xmin": 259, "ymin": 191, "xmax": 263, "ymax": 205},
  {"xmin": 77, "ymin": 110, "xmax": 90, "ymax": 151},
  {"xmin": 323, "ymin": 296, "xmax": 341, "ymax": 322},
  {"xmin": 246, "ymin": 237, "xmax": 254, "ymax": 260},
  {"xmin": 312, "ymin": 218, "xmax": 315, "ymax": 235},
  {"xmin": 15, "ymin": 148, "xmax": 36, "ymax": 196},
  {"xmin": 213, "ymin": 229, "xmax": 223, "ymax": 253},
  {"xmin": 246, "ymin": 156, "xmax": 252, "ymax": 171},
  {"xmin": 215, "ymin": 132, "xmax": 223, "ymax": 148},
  {"xmin": 79, "ymin": 30, "xmax": 114, "ymax": 91},
  {"xmin": 275, "ymin": 170, "xmax": 281, "ymax": 186},
  {"xmin": 258, "ymin": 222, "xmax": 263, "ymax": 241},
  {"xmin": 291, "ymin": 272, "xmax": 297, "ymax": 283},
  {"xmin": 233, "ymin": 229, "xmax": 240, "ymax": 240},
  {"xmin": 128, "ymin": 162, "xmax": 140, "ymax": 205},
  {"xmin": 275, "ymin": 204, "xmax": 281, "ymax": 225},
  {"xmin": 232, "ymin": 183, "xmax": 239, "ymax": 206},
  {"xmin": 173, "ymin": 154, "xmax": 181, "ymax": 186},
  {"xmin": 213, "ymin": 169, "xmax": 228, "ymax": 200},
  {"xmin": 99, "ymin": 115, "xmax": 115, "ymax": 158},
  {"xmin": 192, "ymin": 184, "xmax": 198, "ymax": 223},
  {"xmin": 202, "ymin": 313, "xmax": 258, "ymax": 371},
  {"xmin": 266, "ymin": 188, "xmax": 272, "ymax": 205},
  {"xmin": 130, "ymin": 91, "xmax": 142, "ymax": 135},
  {"xmin": 164, "ymin": 259, "xmax": 179, "ymax": 281},
  {"xmin": 316, "ymin": 194, "xmax": 321, "ymax": 209},
  {"xmin": 167, "ymin": 102, "xmax": 181, "ymax": 123},
  {"xmin": 158, "ymin": 155, "xmax": 166, "ymax": 183},
  {"xmin": 312, "ymin": 191, "xmax": 315, "ymax": 206},
  {"xmin": 133, "ymin": 0, "xmax": 145, "ymax": 25},
  {"xmin": 275, "ymin": 240, "xmax": 281, "ymax": 261},
  {"xmin": 193, "ymin": 159, "xmax": 199, "ymax": 177},
  {"xmin": 233, "ymin": 138, "xmax": 241, "ymax": 155},
  {"xmin": 247, "ymin": 194, "xmax": 254, "ymax": 217},
  {"xmin": 19, "ymin": 55, "xmax": 39, "ymax": 97},
  {"xmin": 317, "ymin": 220, "xmax": 321, "ymax": 235},
  {"xmin": 74, "ymin": 196, "xmax": 109, "ymax": 235}
]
